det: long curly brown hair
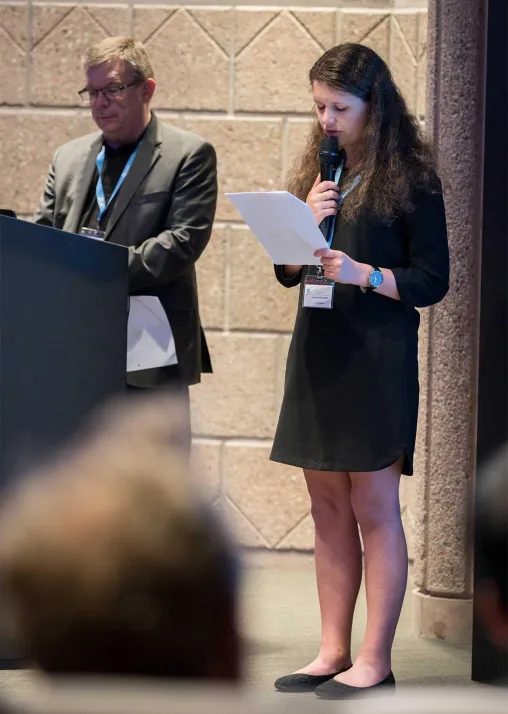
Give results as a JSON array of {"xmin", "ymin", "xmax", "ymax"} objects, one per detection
[{"xmin": 287, "ymin": 43, "xmax": 437, "ymax": 223}]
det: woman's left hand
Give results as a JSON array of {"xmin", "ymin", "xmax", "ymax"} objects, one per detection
[{"xmin": 314, "ymin": 248, "xmax": 364, "ymax": 285}]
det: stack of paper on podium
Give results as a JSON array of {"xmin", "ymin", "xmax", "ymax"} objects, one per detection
[{"xmin": 226, "ymin": 191, "xmax": 327, "ymax": 266}]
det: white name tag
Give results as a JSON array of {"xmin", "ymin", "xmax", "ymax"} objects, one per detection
[
  {"xmin": 80, "ymin": 227, "xmax": 105, "ymax": 241},
  {"xmin": 303, "ymin": 276, "xmax": 335, "ymax": 309}
]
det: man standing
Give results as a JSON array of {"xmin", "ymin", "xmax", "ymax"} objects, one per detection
[{"xmin": 34, "ymin": 37, "xmax": 217, "ymax": 441}]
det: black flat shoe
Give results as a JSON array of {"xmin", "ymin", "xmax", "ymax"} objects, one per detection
[
  {"xmin": 274, "ymin": 670, "xmax": 345, "ymax": 693},
  {"xmin": 315, "ymin": 671, "xmax": 396, "ymax": 699}
]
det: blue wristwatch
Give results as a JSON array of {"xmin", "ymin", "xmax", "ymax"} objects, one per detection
[{"xmin": 361, "ymin": 267, "xmax": 383, "ymax": 293}]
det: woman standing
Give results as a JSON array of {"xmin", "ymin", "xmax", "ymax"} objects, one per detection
[{"xmin": 271, "ymin": 43, "xmax": 449, "ymax": 699}]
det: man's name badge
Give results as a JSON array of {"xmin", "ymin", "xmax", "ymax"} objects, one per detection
[
  {"xmin": 80, "ymin": 227, "xmax": 105, "ymax": 241},
  {"xmin": 303, "ymin": 276, "xmax": 335, "ymax": 309}
]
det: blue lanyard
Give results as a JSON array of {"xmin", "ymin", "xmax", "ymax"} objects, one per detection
[
  {"xmin": 325, "ymin": 155, "xmax": 345, "ymax": 248},
  {"xmin": 326, "ymin": 157, "xmax": 361, "ymax": 247},
  {"xmin": 334, "ymin": 154, "xmax": 346, "ymax": 192},
  {"xmin": 95, "ymin": 143, "xmax": 140, "ymax": 223}
]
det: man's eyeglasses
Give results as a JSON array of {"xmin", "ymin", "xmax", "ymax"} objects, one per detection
[{"xmin": 78, "ymin": 81, "xmax": 142, "ymax": 105}]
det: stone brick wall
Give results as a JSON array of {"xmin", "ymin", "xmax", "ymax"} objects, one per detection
[{"xmin": 0, "ymin": 1, "xmax": 428, "ymax": 553}]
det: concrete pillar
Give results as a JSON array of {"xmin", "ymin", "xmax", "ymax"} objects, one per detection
[{"xmin": 412, "ymin": 0, "xmax": 487, "ymax": 645}]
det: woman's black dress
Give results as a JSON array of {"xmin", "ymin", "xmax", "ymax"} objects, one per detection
[{"xmin": 270, "ymin": 179, "xmax": 449, "ymax": 476}]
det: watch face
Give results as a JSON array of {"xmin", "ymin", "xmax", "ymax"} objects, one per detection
[{"xmin": 369, "ymin": 270, "xmax": 383, "ymax": 288}]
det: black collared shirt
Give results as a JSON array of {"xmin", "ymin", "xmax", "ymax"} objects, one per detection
[
  {"xmin": 78, "ymin": 140, "xmax": 139, "ymax": 233},
  {"xmin": 78, "ymin": 116, "xmax": 153, "ymax": 233}
]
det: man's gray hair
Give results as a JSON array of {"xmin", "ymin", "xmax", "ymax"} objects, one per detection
[{"xmin": 83, "ymin": 36, "xmax": 154, "ymax": 81}]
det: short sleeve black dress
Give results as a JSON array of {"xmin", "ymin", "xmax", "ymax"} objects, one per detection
[{"xmin": 270, "ymin": 176, "xmax": 449, "ymax": 476}]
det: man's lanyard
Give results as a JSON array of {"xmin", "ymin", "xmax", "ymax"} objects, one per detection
[{"xmin": 95, "ymin": 143, "xmax": 140, "ymax": 224}]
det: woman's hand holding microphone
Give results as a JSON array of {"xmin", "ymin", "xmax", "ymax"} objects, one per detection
[
  {"xmin": 283, "ymin": 174, "xmax": 341, "ymax": 278},
  {"xmin": 284, "ymin": 173, "xmax": 372, "ymax": 287},
  {"xmin": 307, "ymin": 173, "xmax": 340, "ymax": 225},
  {"xmin": 308, "ymin": 173, "xmax": 370, "ymax": 287}
]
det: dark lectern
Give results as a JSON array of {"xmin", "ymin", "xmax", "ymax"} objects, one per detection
[{"xmin": 0, "ymin": 214, "xmax": 128, "ymax": 666}]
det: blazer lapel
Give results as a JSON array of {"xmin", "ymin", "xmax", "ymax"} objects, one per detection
[
  {"xmin": 65, "ymin": 135, "xmax": 102, "ymax": 234},
  {"xmin": 104, "ymin": 115, "xmax": 162, "ymax": 240}
]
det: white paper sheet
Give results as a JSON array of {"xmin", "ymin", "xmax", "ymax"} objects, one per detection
[
  {"xmin": 127, "ymin": 296, "xmax": 177, "ymax": 372},
  {"xmin": 226, "ymin": 191, "xmax": 328, "ymax": 265}
]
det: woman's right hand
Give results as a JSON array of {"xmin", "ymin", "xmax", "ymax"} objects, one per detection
[{"xmin": 306, "ymin": 174, "xmax": 340, "ymax": 226}]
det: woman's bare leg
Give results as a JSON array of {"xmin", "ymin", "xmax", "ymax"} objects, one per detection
[
  {"xmin": 295, "ymin": 469, "xmax": 362, "ymax": 675},
  {"xmin": 335, "ymin": 459, "xmax": 406, "ymax": 687}
]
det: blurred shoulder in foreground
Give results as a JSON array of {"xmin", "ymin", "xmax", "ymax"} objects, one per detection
[{"xmin": 0, "ymin": 393, "xmax": 239, "ymax": 681}]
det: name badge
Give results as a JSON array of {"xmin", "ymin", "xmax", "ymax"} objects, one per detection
[
  {"xmin": 80, "ymin": 227, "xmax": 105, "ymax": 241},
  {"xmin": 303, "ymin": 276, "xmax": 335, "ymax": 309}
]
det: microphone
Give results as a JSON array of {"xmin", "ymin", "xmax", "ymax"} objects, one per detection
[{"xmin": 319, "ymin": 136, "xmax": 340, "ymax": 246}]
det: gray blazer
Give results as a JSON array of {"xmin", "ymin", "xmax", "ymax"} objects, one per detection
[{"xmin": 33, "ymin": 113, "xmax": 217, "ymax": 387}]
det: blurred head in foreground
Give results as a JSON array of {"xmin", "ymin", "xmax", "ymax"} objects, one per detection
[
  {"xmin": 475, "ymin": 443, "xmax": 508, "ymax": 652},
  {"xmin": 0, "ymin": 396, "xmax": 240, "ymax": 681}
]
